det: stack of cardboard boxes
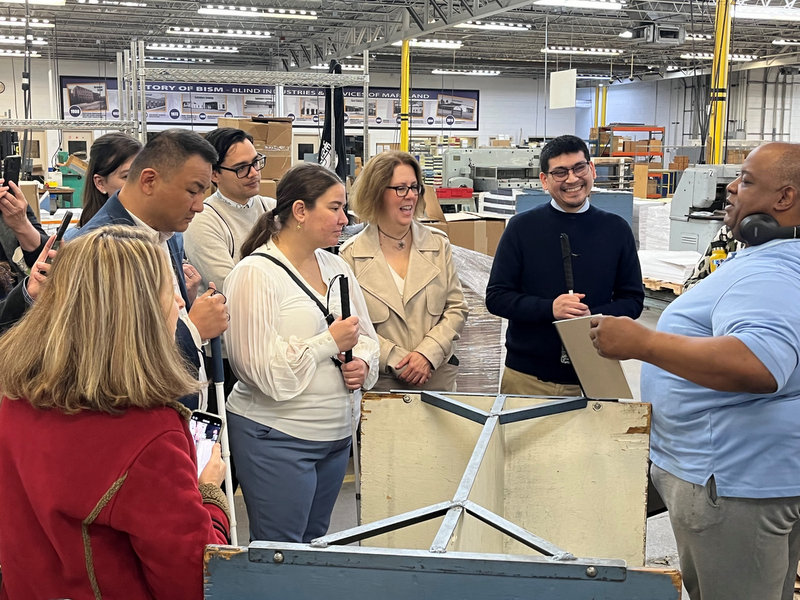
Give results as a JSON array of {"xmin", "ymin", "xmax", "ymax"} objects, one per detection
[
  {"xmin": 216, "ymin": 116, "xmax": 293, "ymax": 197},
  {"xmin": 668, "ymin": 155, "xmax": 690, "ymax": 171}
]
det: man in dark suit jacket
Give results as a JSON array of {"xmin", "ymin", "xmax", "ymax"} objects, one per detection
[{"xmin": 78, "ymin": 129, "xmax": 229, "ymax": 409}]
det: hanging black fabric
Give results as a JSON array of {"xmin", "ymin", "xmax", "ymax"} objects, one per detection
[{"xmin": 318, "ymin": 59, "xmax": 348, "ymax": 183}]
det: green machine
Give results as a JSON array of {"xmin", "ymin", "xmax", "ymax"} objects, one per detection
[{"xmin": 54, "ymin": 150, "xmax": 86, "ymax": 208}]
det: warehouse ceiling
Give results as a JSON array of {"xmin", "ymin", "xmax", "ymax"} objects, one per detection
[{"xmin": 3, "ymin": 0, "xmax": 800, "ymax": 81}]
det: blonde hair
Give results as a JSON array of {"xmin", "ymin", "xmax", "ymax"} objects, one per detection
[
  {"xmin": 350, "ymin": 151, "xmax": 426, "ymax": 224},
  {"xmin": 0, "ymin": 225, "xmax": 202, "ymax": 414}
]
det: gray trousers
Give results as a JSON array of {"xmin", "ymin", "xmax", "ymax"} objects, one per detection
[{"xmin": 651, "ymin": 463, "xmax": 800, "ymax": 600}]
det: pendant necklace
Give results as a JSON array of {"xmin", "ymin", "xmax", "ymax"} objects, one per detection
[{"xmin": 377, "ymin": 225, "xmax": 411, "ymax": 250}]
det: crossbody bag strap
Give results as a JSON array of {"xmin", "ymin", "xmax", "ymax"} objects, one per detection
[{"xmin": 251, "ymin": 252, "xmax": 334, "ymax": 325}]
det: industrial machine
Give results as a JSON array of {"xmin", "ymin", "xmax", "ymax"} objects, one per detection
[
  {"xmin": 55, "ymin": 150, "xmax": 87, "ymax": 207},
  {"xmin": 668, "ymin": 164, "xmax": 739, "ymax": 252},
  {"xmin": 441, "ymin": 147, "xmax": 542, "ymax": 192}
]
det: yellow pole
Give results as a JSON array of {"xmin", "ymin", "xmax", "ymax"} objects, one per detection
[
  {"xmin": 709, "ymin": 0, "xmax": 734, "ymax": 164},
  {"xmin": 400, "ymin": 40, "xmax": 410, "ymax": 152},
  {"xmin": 601, "ymin": 85, "xmax": 608, "ymax": 127},
  {"xmin": 594, "ymin": 86, "xmax": 600, "ymax": 129}
]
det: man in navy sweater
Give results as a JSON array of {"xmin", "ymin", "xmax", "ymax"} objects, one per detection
[{"xmin": 486, "ymin": 135, "xmax": 643, "ymax": 395}]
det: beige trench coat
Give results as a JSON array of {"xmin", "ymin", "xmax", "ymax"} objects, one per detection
[{"xmin": 339, "ymin": 221, "xmax": 468, "ymax": 391}]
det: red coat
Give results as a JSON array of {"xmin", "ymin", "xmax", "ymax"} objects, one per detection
[{"xmin": 0, "ymin": 398, "xmax": 229, "ymax": 600}]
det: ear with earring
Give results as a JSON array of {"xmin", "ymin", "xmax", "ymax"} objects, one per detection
[{"xmin": 296, "ymin": 223, "xmax": 303, "ymax": 230}]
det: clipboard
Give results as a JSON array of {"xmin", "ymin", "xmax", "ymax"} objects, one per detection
[{"xmin": 553, "ymin": 315, "xmax": 633, "ymax": 399}]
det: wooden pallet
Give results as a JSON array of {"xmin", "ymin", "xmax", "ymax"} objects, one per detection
[{"xmin": 643, "ymin": 277, "xmax": 683, "ymax": 296}]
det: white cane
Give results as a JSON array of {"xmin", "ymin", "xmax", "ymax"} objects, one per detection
[
  {"xmin": 209, "ymin": 336, "xmax": 238, "ymax": 546},
  {"xmin": 339, "ymin": 276, "xmax": 363, "ymax": 530}
]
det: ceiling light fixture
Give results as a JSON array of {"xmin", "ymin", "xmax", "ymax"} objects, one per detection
[
  {"xmin": 542, "ymin": 45, "xmax": 622, "ymax": 56},
  {"xmin": 0, "ymin": 35, "xmax": 47, "ymax": 45},
  {"xmin": 0, "ymin": 17, "xmax": 54, "ymax": 29},
  {"xmin": 167, "ymin": 26, "xmax": 270, "ymax": 39},
  {"xmin": 733, "ymin": 2, "xmax": 800, "ymax": 22},
  {"xmin": 618, "ymin": 30, "xmax": 633, "ymax": 38},
  {"xmin": 431, "ymin": 68, "xmax": 500, "ymax": 76},
  {"xmin": 455, "ymin": 21, "xmax": 531, "ymax": 32},
  {"xmin": 392, "ymin": 39, "xmax": 462, "ymax": 49},
  {"xmin": 197, "ymin": 5, "xmax": 318, "ymax": 20},
  {"xmin": 772, "ymin": 38, "xmax": 800, "ymax": 45},
  {"xmin": 76, "ymin": 0, "xmax": 147, "ymax": 5},
  {"xmin": 146, "ymin": 56, "xmax": 213, "ymax": 64},
  {"xmin": 577, "ymin": 73, "xmax": 610, "ymax": 79},
  {"xmin": 686, "ymin": 32, "xmax": 713, "ymax": 41},
  {"xmin": 0, "ymin": 48, "xmax": 42, "ymax": 56},
  {"xmin": 310, "ymin": 63, "xmax": 363, "ymax": 71},
  {"xmin": 680, "ymin": 51, "xmax": 758, "ymax": 61},
  {"xmin": 534, "ymin": 0, "xmax": 625, "ymax": 10},
  {"xmin": 146, "ymin": 43, "xmax": 238, "ymax": 54},
  {"xmin": 0, "ymin": 0, "xmax": 64, "ymax": 5}
]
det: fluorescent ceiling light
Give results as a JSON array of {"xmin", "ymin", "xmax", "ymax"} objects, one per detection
[
  {"xmin": 455, "ymin": 21, "xmax": 531, "ymax": 32},
  {"xmin": 773, "ymin": 38, "xmax": 800, "ymax": 45},
  {"xmin": 542, "ymin": 45, "xmax": 622, "ymax": 56},
  {"xmin": 733, "ymin": 2, "xmax": 800, "ymax": 22},
  {"xmin": 680, "ymin": 52, "xmax": 758, "ymax": 61},
  {"xmin": 310, "ymin": 63, "xmax": 363, "ymax": 71},
  {"xmin": 686, "ymin": 32, "xmax": 713, "ymax": 41},
  {"xmin": 167, "ymin": 26, "xmax": 270, "ymax": 40},
  {"xmin": 146, "ymin": 56, "xmax": 212, "ymax": 64},
  {"xmin": 0, "ymin": 35, "xmax": 47, "ymax": 45},
  {"xmin": 0, "ymin": 0, "xmax": 64, "ymax": 5},
  {"xmin": 0, "ymin": 17, "xmax": 54, "ymax": 29},
  {"xmin": 618, "ymin": 30, "xmax": 633, "ymax": 38},
  {"xmin": 198, "ymin": 5, "xmax": 317, "ymax": 19},
  {"xmin": 392, "ymin": 39, "xmax": 462, "ymax": 49},
  {"xmin": 431, "ymin": 68, "xmax": 500, "ymax": 76},
  {"xmin": 577, "ymin": 74, "xmax": 610, "ymax": 79},
  {"xmin": 534, "ymin": 0, "xmax": 625, "ymax": 10},
  {"xmin": 77, "ymin": 0, "xmax": 147, "ymax": 5},
  {"xmin": 0, "ymin": 48, "xmax": 41, "ymax": 56},
  {"xmin": 146, "ymin": 43, "xmax": 238, "ymax": 54}
]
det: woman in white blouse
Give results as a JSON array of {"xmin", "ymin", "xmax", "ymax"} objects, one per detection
[{"xmin": 223, "ymin": 163, "xmax": 379, "ymax": 543}]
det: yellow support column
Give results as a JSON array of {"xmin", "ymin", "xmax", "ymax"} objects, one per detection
[
  {"xmin": 400, "ymin": 40, "xmax": 410, "ymax": 152},
  {"xmin": 709, "ymin": 0, "xmax": 734, "ymax": 164},
  {"xmin": 594, "ymin": 86, "xmax": 600, "ymax": 130},
  {"xmin": 601, "ymin": 85, "xmax": 608, "ymax": 127}
]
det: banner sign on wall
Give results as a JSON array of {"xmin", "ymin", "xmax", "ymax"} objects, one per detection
[{"xmin": 60, "ymin": 76, "xmax": 479, "ymax": 130}]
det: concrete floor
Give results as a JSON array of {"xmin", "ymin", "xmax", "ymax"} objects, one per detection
[{"xmin": 230, "ymin": 303, "xmax": 692, "ymax": 595}]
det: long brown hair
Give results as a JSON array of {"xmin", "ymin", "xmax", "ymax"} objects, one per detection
[
  {"xmin": 0, "ymin": 225, "xmax": 201, "ymax": 414},
  {"xmin": 241, "ymin": 162, "xmax": 343, "ymax": 257},
  {"xmin": 350, "ymin": 150, "xmax": 426, "ymax": 223}
]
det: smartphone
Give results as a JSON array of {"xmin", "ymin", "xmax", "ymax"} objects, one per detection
[
  {"xmin": 45, "ymin": 210, "xmax": 73, "ymax": 263},
  {"xmin": 3, "ymin": 154, "xmax": 21, "ymax": 187},
  {"xmin": 189, "ymin": 410, "xmax": 223, "ymax": 478}
]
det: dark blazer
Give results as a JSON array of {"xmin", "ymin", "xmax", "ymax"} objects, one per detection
[
  {"xmin": 0, "ymin": 279, "xmax": 29, "ymax": 333},
  {"xmin": 77, "ymin": 192, "xmax": 200, "ymax": 409},
  {"xmin": 0, "ymin": 205, "xmax": 48, "ymax": 280}
]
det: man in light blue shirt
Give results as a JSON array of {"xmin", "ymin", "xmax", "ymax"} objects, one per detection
[{"xmin": 589, "ymin": 142, "xmax": 800, "ymax": 600}]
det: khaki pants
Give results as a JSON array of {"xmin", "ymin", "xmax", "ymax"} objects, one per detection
[{"xmin": 500, "ymin": 366, "xmax": 582, "ymax": 397}]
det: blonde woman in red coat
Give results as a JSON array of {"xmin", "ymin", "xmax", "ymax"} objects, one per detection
[{"xmin": 0, "ymin": 225, "xmax": 229, "ymax": 600}]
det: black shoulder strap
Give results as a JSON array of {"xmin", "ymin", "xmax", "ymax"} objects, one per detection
[{"xmin": 251, "ymin": 252, "xmax": 334, "ymax": 325}]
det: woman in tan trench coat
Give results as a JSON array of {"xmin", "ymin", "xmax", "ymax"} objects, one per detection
[{"xmin": 340, "ymin": 151, "xmax": 468, "ymax": 391}]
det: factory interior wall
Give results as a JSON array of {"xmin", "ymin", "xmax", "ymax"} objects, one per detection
[{"xmin": 0, "ymin": 57, "xmax": 798, "ymax": 167}]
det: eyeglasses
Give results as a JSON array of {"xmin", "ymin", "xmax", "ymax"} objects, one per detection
[
  {"xmin": 386, "ymin": 184, "xmax": 422, "ymax": 197},
  {"xmin": 546, "ymin": 161, "xmax": 590, "ymax": 182},
  {"xmin": 217, "ymin": 154, "xmax": 267, "ymax": 179}
]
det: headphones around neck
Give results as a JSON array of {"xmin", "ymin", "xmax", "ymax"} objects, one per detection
[{"xmin": 738, "ymin": 213, "xmax": 800, "ymax": 246}]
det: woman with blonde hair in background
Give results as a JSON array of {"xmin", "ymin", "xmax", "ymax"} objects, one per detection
[
  {"xmin": 224, "ymin": 162, "xmax": 379, "ymax": 543},
  {"xmin": 0, "ymin": 225, "xmax": 229, "ymax": 600},
  {"xmin": 340, "ymin": 151, "xmax": 468, "ymax": 391}
]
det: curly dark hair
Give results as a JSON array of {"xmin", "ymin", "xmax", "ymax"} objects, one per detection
[{"xmin": 0, "ymin": 261, "xmax": 13, "ymax": 295}]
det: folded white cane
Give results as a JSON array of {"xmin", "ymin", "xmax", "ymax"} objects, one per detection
[
  {"xmin": 210, "ymin": 336, "xmax": 238, "ymax": 546},
  {"xmin": 339, "ymin": 276, "xmax": 362, "ymax": 528}
]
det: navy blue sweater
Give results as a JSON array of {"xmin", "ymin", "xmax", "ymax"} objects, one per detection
[{"xmin": 486, "ymin": 203, "xmax": 644, "ymax": 385}]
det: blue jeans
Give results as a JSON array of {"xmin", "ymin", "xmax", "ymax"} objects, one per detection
[{"xmin": 227, "ymin": 411, "xmax": 351, "ymax": 543}]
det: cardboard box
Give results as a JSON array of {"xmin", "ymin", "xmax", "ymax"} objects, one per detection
[
  {"xmin": 19, "ymin": 181, "xmax": 40, "ymax": 221},
  {"xmin": 217, "ymin": 116, "xmax": 293, "ymax": 180},
  {"xmin": 444, "ymin": 212, "xmax": 507, "ymax": 256},
  {"xmin": 649, "ymin": 139, "xmax": 662, "ymax": 153},
  {"xmin": 259, "ymin": 179, "xmax": 277, "ymax": 198},
  {"xmin": 490, "ymin": 138, "xmax": 512, "ymax": 147}
]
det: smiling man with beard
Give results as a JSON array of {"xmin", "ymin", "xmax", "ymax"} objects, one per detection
[
  {"xmin": 485, "ymin": 134, "xmax": 644, "ymax": 396},
  {"xmin": 589, "ymin": 142, "xmax": 800, "ymax": 600}
]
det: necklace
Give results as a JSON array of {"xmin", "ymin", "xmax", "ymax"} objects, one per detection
[{"xmin": 377, "ymin": 225, "xmax": 411, "ymax": 250}]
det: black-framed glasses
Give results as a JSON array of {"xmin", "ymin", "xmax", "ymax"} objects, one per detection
[
  {"xmin": 217, "ymin": 154, "xmax": 267, "ymax": 179},
  {"xmin": 547, "ymin": 161, "xmax": 590, "ymax": 182},
  {"xmin": 386, "ymin": 184, "xmax": 422, "ymax": 198}
]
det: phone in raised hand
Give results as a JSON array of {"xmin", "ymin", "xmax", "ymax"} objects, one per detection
[
  {"xmin": 189, "ymin": 410, "xmax": 223, "ymax": 478},
  {"xmin": 45, "ymin": 211, "xmax": 73, "ymax": 264}
]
